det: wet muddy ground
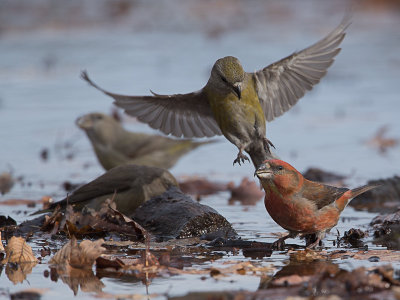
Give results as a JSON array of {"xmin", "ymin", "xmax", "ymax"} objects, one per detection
[{"xmin": 1, "ymin": 1, "xmax": 400, "ymax": 299}]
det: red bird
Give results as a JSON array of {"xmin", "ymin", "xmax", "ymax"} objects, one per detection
[{"xmin": 255, "ymin": 159, "xmax": 379, "ymax": 249}]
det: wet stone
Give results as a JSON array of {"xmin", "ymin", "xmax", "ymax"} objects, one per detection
[
  {"xmin": 340, "ymin": 228, "xmax": 367, "ymax": 248},
  {"xmin": 132, "ymin": 187, "xmax": 237, "ymax": 241},
  {"xmin": 302, "ymin": 167, "xmax": 346, "ymax": 183},
  {"xmin": 370, "ymin": 209, "xmax": 400, "ymax": 249},
  {"xmin": 0, "ymin": 215, "xmax": 17, "ymax": 227},
  {"xmin": 351, "ymin": 176, "xmax": 400, "ymax": 213},
  {"xmin": 369, "ymin": 256, "xmax": 380, "ymax": 262}
]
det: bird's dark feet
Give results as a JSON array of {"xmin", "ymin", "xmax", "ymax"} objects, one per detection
[
  {"xmin": 263, "ymin": 138, "xmax": 275, "ymax": 153},
  {"xmin": 272, "ymin": 232, "xmax": 297, "ymax": 250},
  {"xmin": 233, "ymin": 150, "xmax": 250, "ymax": 166},
  {"xmin": 272, "ymin": 237, "xmax": 287, "ymax": 250},
  {"xmin": 304, "ymin": 232, "xmax": 324, "ymax": 249},
  {"xmin": 306, "ymin": 238, "xmax": 322, "ymax": 249}
]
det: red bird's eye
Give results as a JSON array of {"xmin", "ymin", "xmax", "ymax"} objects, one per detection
[{"xmin": 278, "ymin": 166, "xmax": 283, "ymax": 171}]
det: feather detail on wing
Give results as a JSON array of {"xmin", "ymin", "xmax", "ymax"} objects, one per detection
[
  {"xmin": 81, "ymin": 71, "xmax": 221, "ymax": 138},
  {"xmin": 302, "ymin": 181, "xmax": 349, "ymax": 210},
  {"xmin": 252, "ymin": 17, "xmax": 351, "ymax": 122}
]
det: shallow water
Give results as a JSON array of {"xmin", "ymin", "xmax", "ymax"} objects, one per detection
[{"xmin": 1, "ymin": 1, "xmax": 400, "ymax": 298}]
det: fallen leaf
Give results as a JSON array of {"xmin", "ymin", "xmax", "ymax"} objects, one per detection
[
  {"xmin": 288, "ymin": 249, "xmax": 325, "ymax": 262},
  {"xmin": 5, "ymin": 262, "xmax": 37, "ymax": 284},
  {"xmin": 50, "ymin": 266, "xmax": 105, "ymax": 295},
  {"xmin": 228, "ymin": 177, "xmax": 264, "ymax": 205},
  {"xmin": 0, "ymin": 199, "xmax": 37, "ymax": 206},
  {"xmin": 42, "ymin": 199, "xmax": 148, "ymax": 241},
  {"xmin": 327, "ymin": 250, "xmax": 400, "ymax": 262},
  {"xmin": 0, "ymin": 171, "xmax": 14, "ymax": 195},
  {"xmin": 366, "ymin": 125, "xmax": 399, "ymax": 154},
  {"xmin": 179, "ymin": 177, "xmax": 229, "ymax": 197},
  {"xmin": 50, "ymin": 236, "xmax": 105, "ymax": 269},
  {"xmin": 1, "ymin": 236, "xmax": 38, "ymax": 264},
  {"xmin": 272, "ymin": 274, "xmax": 311, "ymax": 286}
]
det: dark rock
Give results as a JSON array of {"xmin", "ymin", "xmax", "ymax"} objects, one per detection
[
  {"xmin": 0, "ymin": 215, "xmax": 16, "ymax": 227},
  {"xmin": 132, "ymin": 187, "xmax": 237, "ymax": 241},
  {"xmin": 340, "ymin": 228, "xmax": 367, "ymax": 248},
  {"xmin": 351, "ymin": 176, "xmax": 400, "ymax": 212},
  {"xmin": 302, "ymin": 167, "xmax": 346, "ymax": 183},
  {"xmin": 368, "ymin": 256, "xmax": 380, "ymax": 262},
  {"xmin": 206, "ymin": 238, "xmax": 273, "ymax": 258},
  {"xmin": 11, "ymin": 291, "xmax": 42, "ymax": 300},
  {"xmin": 370, "ymin": 209, "xmax": 400, "ymax": 249}
]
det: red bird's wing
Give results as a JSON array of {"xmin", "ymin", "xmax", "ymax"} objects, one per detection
[{"xmin": 302, "ymin": 181, "xmax": 349, "ymax": 210}]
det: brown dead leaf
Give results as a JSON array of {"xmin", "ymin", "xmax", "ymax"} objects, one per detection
[
  {"xmin": 1, "ymin": 236, "xmax": 38, "ymax": 264},
  {"xmin": 179, "ymin": 177, "xmax": 229, "ymax": 197},
  {"xmin": 367, "ymin": 125, "xmax": 399, "ymax": 153},
  {"xmin": 41, "ymin": 205, "xmax": 63, "ymax": 234},
  {"xmin": 51, "ymin": 266, "xmax": 104, "ymax": 295},
  {"xmin": 5, "ymin": 261, "xmax": 37, "ymax": 284},
  {"xmin": 228, "ymin": 177, "xmax": 264, "ymax": 205},
  {"xmin": 0, "ymin": 199, "xmax": 37, "ymax": 206},
  {"xmin": 272, "ymin": 274, "xmax": 311, "ymax": 286},
  {"xmin": 50, "ymin": 236, "xmax": 105, "ymax": 269},
  {"xmin": 327, "ymin": 249, "xmax": 400, "ymax": 261},
  {"xmin": 289, "ymin": 249, "xmax": 325, "ymax": 262},
  {"xmin": 0, "ymin": 171, "xmax": 14, "ymax": 195},
  {"xmin": 42, "ymin": 199, "xmax": 147, "ymax": 240}
]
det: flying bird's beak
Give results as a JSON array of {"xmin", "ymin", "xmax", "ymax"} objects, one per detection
[
  {"xmin": 254, "ymin": 162, "xmax": 272, "ymax": 179},
  {"xmin": 233, "ymin": 82, "xmax": 242, "ymax": 99}
]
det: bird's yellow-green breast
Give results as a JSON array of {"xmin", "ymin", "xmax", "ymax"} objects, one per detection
[{"xmin": 206, "ymin": 75, "xmax": 265, "ymax": 133}]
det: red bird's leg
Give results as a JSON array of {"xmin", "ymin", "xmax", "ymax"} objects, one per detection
[
  {"xmin": 272, "ymin": 232, "xmax": 298, "ymax": 250},
  {"xmin": 306, "ymin": 232, "xmax": 325, "ymax": 249},
  {"xmin": 233, "ymin": 148, "xmax": 250, "ymax": 166}
]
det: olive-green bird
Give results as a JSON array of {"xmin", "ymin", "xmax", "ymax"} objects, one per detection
[
  {"xmin": 81, "ymin": 19, "xmax": 350, "ymax": 168},
  {"xmin": 32, "ymin": 164, "xmax": 178, "ymax": 216},
  {"xmin": 76, "ymin": 112, "xmax": 212, "ymax": 170}
]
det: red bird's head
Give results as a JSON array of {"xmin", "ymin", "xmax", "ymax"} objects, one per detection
[{"xmin": 255, "ymin": 159, "xmax": 304, "ymax": 194}]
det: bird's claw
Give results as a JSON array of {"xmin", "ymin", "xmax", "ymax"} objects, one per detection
[
  {"xmin": 272, "ymin": 238, "xmax": 286, "ymax": 251},
  {"xmin": 305, "ymin": 239, "xmax": 321, "ymax": 249},
  {"xmin": 263, "ymin": 138, "xmax": 275, "ymax": 153},
  {"xmin": 233, "ymin": 152, "xmax": 250, "ymax": 166}
]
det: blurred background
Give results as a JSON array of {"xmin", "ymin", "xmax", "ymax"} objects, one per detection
[
  {"xmin": 1, "ymin": 1, "xmax": 400, "ymax": 298},
  {"xmin": 0, "ymin": 0, "xmax": 399, "ymax": 200}
]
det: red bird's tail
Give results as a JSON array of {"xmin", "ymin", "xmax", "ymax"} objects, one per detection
[
  {"xmin": 350, "ymin": 184, "xmax": 380, "ymax": 198},
  {"xmin": 335, "ymin": 184, "xmax": 380, "ymax": 211}
]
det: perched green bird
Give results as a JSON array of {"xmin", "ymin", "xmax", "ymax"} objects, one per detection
[
  {"xmin": 32, "ymin": 164, "xmax": 178, "ymax": 216},
  {"xmin": 81, "ymin": 19, "xmax": 349, "ymax": 168},
  {"xmin": 77, "ymin": 112, "xmax": 212, "ymax": 170}
]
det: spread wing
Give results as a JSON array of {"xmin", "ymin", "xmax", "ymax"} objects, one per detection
[
  {"xmin": 81, "ymin": 71, "xmax": 221, "ymax": 138},
  {"xmin": 302, "ymin": 181, "xmax": 349, "ymax": 210},
  {"xmin": 252, "ymin": 17, "xmax": 351, "ymax": 122}
]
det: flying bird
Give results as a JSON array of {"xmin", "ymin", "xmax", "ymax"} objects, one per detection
[{"xmin": 81, "ymin": 18, "xmax": 350, "ymax": 168}]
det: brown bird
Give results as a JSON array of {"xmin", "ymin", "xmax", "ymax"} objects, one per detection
[
  {"xmin": 76, "ymin": 112, "xmax": 212, "ymax": 170},
  {"xmin": 81, "ymin": 18, "xmax": 350, "ymax": 168},
  {"xmin": 255, "ymin": 159, "xmax": 379, "ymax": 249}
]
